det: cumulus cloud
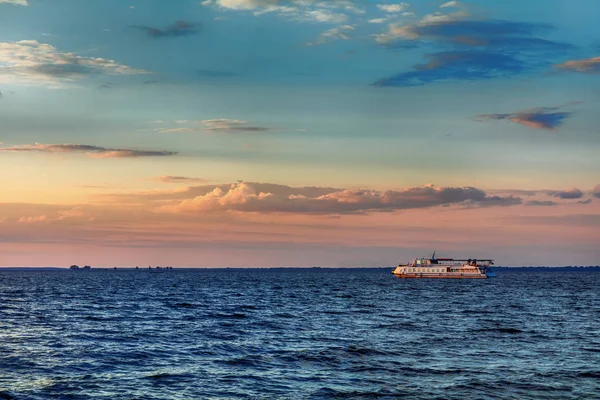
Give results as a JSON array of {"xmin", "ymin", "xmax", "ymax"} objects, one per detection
[
  {"xmin": 159, "ymin": 182, "xmax": 522, "ymax": 214},
  {"xmin": 152, "ymin": 176, "xmax": 210, "ymax": 184},
  {"xmin": 0, "ymin": 40, "xmax": 149, "ymax": 87},
  {"xmin": 0, "ymin": 143, "xmax": 177, "ymax": 158},
  {"xmin": 555, "ymin": 56, "xmax": 600, "ymax": 74},
  {"xmin": 155, "ymin": 119, "xmax": 277, "ymax": 133},
  {"xmin": 306, "ymin": 25, "xmax": 354, "ymax": 46},
  {"xmin": 0, "ymin": 0, "xmax": 27, "ymax": 5},
  {"xmin": 549, "ymin": 188, "xmax": 584, "ymax": 199},
  {"xmin": 372, "ymin": 16, "xmax": 571, "ymax": 86},
  {"xmin": 592, "ymin": 185, "xmax": 600, "ymax": 199},
  {"xmin": 475, "ymin": 102, "xmax": 580, "ymax": 130},
  {"xmin": 524, "ymin": 200, "xmax": 558, "ymax": 207},
  {"xmin": 132, "ymin": 20, "xmax": 200, "ymax": 38},
  {"xmin": 377, "ymin": 3, "xmax": 410, "ymax": 13}
]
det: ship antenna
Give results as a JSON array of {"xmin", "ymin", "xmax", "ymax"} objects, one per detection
[{"xmin": 431, "ymin": 250, "xmax": 436, "ymax": 259}]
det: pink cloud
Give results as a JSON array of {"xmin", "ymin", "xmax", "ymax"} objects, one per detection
[
  {"xmin": 17, "ymin": 215, "xmax": 47, "ymax": 223},
  {"xmin": 555, "ymin": 56, "xmax": 600, "ymax": 73},
  {"xmin": 159, "ymin": 182, "xmax": 521, "ymax": 214}
]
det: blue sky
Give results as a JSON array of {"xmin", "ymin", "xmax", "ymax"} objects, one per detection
[{"xmin": 0, "ymin": 0, "xmax": 599, "ymax": 266}]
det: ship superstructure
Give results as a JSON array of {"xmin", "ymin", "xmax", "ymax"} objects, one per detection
[{"xmin": 392, "ymin": 253, "xmax": 494, "ymax": 279}]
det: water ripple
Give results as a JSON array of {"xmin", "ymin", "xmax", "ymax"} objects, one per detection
[{"xmin": 0, "ymin": 268, "xmax": 598, "ymax": 399}]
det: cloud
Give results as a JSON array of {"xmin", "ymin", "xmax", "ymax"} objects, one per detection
[
  {"xmin": 372, "ymin": 17, "xmax": 571, "ymax": 86},
  {"xmin": 0, "ymin": 40, "xmax": 149, "ymax": 87},
  {"xmin": 213, "ymin": 0, "xmax": 280, "ymax": 10},
  {"xmin": 578, "ymin": 199, "xmax": 592, "ymax": 205},
  {"xmin": 152, "ymin": 176, "xmax": 210, "ymax": 184},
  {"xmin": 17, "ymin": 215, "xmax": 47, "ymax": 223},
  {"xmin": 155, "ymin": 119, "xmax": 277, "ymax": 133},
  {"xmin": 377, "ymin": 3, "xmax": 410, "ymax": 13},
  {"xmin": 303, "ymin": 9, "xmax": 348, "ymax": 23},
  {"xmin": 592, "ymin": 185, "xmax": 600, "ymax": 199},
  {"xmin": 375, "ymin": 18, "xmax": 553, "ymax": 45},
  {"xmin": 99, "ymin": 82, "xmax": 116, "ymax": 89},
  {"xmin": 475, "ymin": 102, "xmax": 580, "ymax": 130},
  {"xmin": 0, "ymin": 0, "xmax": 27, "ymax": 5},
  {"xmin": 524, "ymin": 200, "xmax": 558, "ymax": 207},
  {"xmin": 549, "ymin": 188, "xmax": 584, "ymax": 199},
  {"xmin": 159, "ymin": 182, "xmax": 522, "ymax": 214},
  {"xmin": 440, "ymin": 1, "xmax": 460, "ymax": 8},
  {"xmin": 207, "ymin": 0, "xmax": 356, "ymax": 24},
  {"xmin": 555, "ymin": 56, "xmax": 600, "ymax": 74},
  {"xmin": 132, "ymin": 21, "xmax": 200, "ymax": 38},
  {"xmin": 306, "ymin": 25, "xmax": 354, "ymax": 46},
  {"xmin": 0, "ymin": 143, "xmax": 177, "ymax": 158},
  {"xmin": 368, "ymin": 18, "xmax": 389, "ymax": 24},
  {"xmin": 205, "ymin": 119, "xmax": 274, "ymax": 132},
  {"xmin": 56, "ymin": 207, "xmax": 95, "ymax": 222},
  {"xmin": 373, "ymin": 50, "xmax": 526, "ymax": 86}
]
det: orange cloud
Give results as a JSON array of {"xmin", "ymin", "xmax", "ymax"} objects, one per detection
[
  {"xmin": 555, "ymin": 56, "xmax": 600, "ymax": 73},
  {"xmin": 151, "ymin": 176, "xmax": 209, "ymax": 184},
  {"xmin": 17, "ymin": 215, "xmax": 47, "ymax": 223}
]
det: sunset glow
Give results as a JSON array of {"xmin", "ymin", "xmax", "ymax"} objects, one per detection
[{"xmin": 1, "ymin": 0, "xmax": 599, "ymax": 267}]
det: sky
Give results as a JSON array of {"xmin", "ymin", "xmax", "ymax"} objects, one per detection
[{"xmin": 0, "ymin": 0, "xmax": 599, "ymax": 267}]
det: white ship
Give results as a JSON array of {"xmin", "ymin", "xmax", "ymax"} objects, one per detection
[{"xmin": 392, "ymin": 253, "xmax": 495, "ymax": 279}]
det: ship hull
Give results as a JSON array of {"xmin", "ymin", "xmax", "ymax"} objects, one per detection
[{"xmin": 392, "ymin": 273, "xmax": 487, "ymax": 279}]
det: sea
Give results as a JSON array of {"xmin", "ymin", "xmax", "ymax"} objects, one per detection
[{"xmin": 0, "ymin": 268, "xmax": 599, "ymax": 399}]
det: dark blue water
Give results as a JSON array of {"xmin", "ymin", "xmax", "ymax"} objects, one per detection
[{"xmin": 1, "ymin": 269, "xmax": 599, "ymax": 399}]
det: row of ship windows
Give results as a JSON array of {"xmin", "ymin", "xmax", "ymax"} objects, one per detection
[{"xmin": 403, "ymin": 268, "xmax": 446, "ymax": 273}]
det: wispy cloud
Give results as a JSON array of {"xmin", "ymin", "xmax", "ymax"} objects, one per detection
[
  {"xmin": 0, "ymin": 40, "xmax": 149, "ymax": 87},
  {"xmin": 155, "ymin": 119, "xmax": 278, "ymax": 133},
  {"xmin": 555, "ymin": 56, "xmax": 600, "ymax": 74},
  {"xmin": 524, "ymin": 200, "xmax": 558, "ymax": 206},
  {"xmin": 98, "ymin": 82, "xmax": 116, "ymax": 89},
  {"xmin": 204, "ymin": 0, "xmax": 358, "ymax": 24},
  {"xmin": 306, "ymin": 25, "xmax": 355, "ymax": 46},
  {"xmin": 56, "ymin": 207, "xmax": 95, "ymax": 222},
  {"xmin": 475, "ymin": 102, "xmax": 580, "ymax": 130},
  {"xmin": 0, "ymin": 0, "xmax": 28, "ymax": 5},
  {"xmin": 372, "ymin": 14, "xmax": 572, "ymax": 86},
  {"xmin": 152, "ymin": 176, "xmax": 210, "ymax": 184},
  {"xmin": 210, "ymin": 0, "xmax": 280, "ymax": 10},
  {"xmin": 132, "ymin": 21, "xmax": 200, "ymax": 38},
  {"xmin": 17, "ymin": 215, "xmax": 47, "ymax": 223},
  {"xmin": 440, "ymin": 1, "xmax": 460, "ymax": 8},
  {"xmin": 374, "ymin": 50, "xmax": 526, "ymax": 86},
  {"xmin": 0, "ymin": 143, "xmax": 177, "ymax": 158},
  {"xmin": 158, "ymin": 182, "xmax": 521, "ymax": 215},
  {"xmin": 549, "ymin": 188, "xmax": 584, "ymax": 199}
]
